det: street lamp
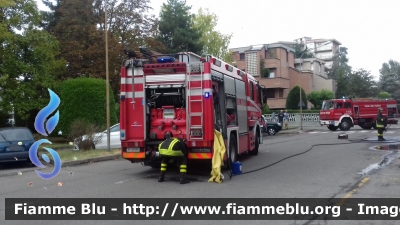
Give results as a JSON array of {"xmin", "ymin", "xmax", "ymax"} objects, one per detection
[{"xmin": 105, "ymin": 2, "xmax": 110, "ymax": 152}]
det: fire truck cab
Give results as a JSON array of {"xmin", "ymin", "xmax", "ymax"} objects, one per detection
[
  {"xmin": 119, "ymin": 48, "xmax": 267, "ymax": 168},
  {"xmin": 319, "ymin": 98, "xmax": 398, "ymax": 131}
]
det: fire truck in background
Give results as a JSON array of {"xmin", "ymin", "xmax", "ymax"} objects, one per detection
[
  {"xmin": 319, "ymin": 98, "xmax": 398, "ymax": 131},
  {"xmin": 119, "ymin": 48, "xmax": 267, "ymax": 168}
]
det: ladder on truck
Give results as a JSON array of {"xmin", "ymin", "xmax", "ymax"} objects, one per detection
[{"xmin": 187, "ymin": 63, "xmax": 204, "ymax": 140}]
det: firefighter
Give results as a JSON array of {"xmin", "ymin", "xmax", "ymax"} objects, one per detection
[
  {"xmin": 376, "ymin": 107, "xmax": 386, "ymax": 141},
  {"xmin": 158, "ymin": 134, "xmax": 190, "ymax": 184}
]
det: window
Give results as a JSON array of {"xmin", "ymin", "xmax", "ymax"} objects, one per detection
[
  {"xmin": 269, "ymin": 72, "xmax": 275, "ymax": 78},
  {"xmin": 250, "ymin": 82, "xmax": 254, "ymax": 100},
  {"xmin": 246, "ymin": 52, "xmax": 258, "ymax": 76},
  {"xmin": 240, "ymin": 53, "xmax": 245, "ymax": 60},
  {"xmin": 335, "ymin": 102, "xmax": 343, "ymax": 109},
  {"xmin": 344, "ymin": 102, "xmax": 351, "ymax": 108},
  {"xmin": 266, "ymin": 89, "xmax": 275, "ymax": 98},
  {"xmin": 110, "ymin": 124, "xmax": 120, "ymax": 132}
]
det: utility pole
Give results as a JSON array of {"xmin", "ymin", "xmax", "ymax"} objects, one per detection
[
  {"xmin": 299, "ymin": 79, "xmax": 303, "ymax": 131},
  {"xmin": 105, "ymin": 2, "xmax": 110, "ymax": 152}
]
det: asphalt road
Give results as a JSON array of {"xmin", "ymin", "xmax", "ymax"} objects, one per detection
[{"xmin": 1, "ymin": 126, "xmax": 400, "ymax": 225}]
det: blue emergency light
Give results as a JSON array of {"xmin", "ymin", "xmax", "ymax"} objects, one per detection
[
  {"xmin": 157, "ymin": 56, "xmax": 175, "ymax": 63},
  {"xmin": 204, "ymin": 92, "xmax": 210, "ymax": 98}
]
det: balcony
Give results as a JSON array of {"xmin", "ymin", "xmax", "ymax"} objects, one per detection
[
  {"xmin": 315, "ymin": 45, "xmax": 333, "ymax": 52},
  {"xmin": 263, "ymin": 58, "xmax": 280, "ymax": 68},
  {"xmin": 258, "ymin": 77, "xmax": 290, "ymax": 89},
  {"xmin": 265, "ymin": 98, "xmax": 286, "ymax": 109}
]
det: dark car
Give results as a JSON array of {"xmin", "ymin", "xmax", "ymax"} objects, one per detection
[
  {"xmin": 0, "ymin": 127, "xmax": 35, "ymax": 162},
  {"xmin": 261, "ymin": 116, "xmax": 282, "ymax": 135},
  {"xmin": 266, "ymin": 122, "xmax": 282, "ymax": 135}
]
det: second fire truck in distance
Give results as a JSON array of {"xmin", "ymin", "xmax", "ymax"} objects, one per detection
[
  {"xmin": 319, "ymin": 98, "xmax": 398, "ymax": 131},
  {"xmin": 119, "ymin": 48, "xmax": 267, "ymax": 168}
]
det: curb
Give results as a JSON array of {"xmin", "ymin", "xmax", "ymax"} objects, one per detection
[
  {"xmin": 61, "ymin": 154, "xmax": 121, "ymax": 167},
  {"xmin": 263, "ymin": 131, "xmax": 301, "ymax": 136},
  {"xmin": 0, "ymin": 155, "xmax": 121, "ymax": 178}
]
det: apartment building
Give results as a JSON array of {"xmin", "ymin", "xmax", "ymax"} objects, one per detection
[
  {"xmin": 293, "ymin": 37, "xmax": 342, "ymax": 69},
  {"xmin": 231, "ymin": 43, "xmax": 336, "ymax": 109}
]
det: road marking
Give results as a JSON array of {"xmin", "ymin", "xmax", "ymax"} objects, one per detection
[
  {"xmin": 387, "ymin": 131, "xmax": 395, "ymax": 133},
  {"xmin": 359, "ymin": 131, "xmax": 369, "ymax": 133},
  {"xmin": 338, "ymin": 177, "xmax": 370, "ymax": 206}
]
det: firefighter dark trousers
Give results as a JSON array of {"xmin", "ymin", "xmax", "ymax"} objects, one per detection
[
  {"xmin": 377, "ymin": 128, "xmax": 385, "ymax": 140},
  {"xmin": 159, "ymin": 156, "xmax": 190, "ymax": 184}
]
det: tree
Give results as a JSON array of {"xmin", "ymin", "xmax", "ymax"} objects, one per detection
[
  {"xmin": 378, "ymin": 91, "xmax": 391, "ymax": 99},
  {"xmin": 0, "ymin": 0, "xmax": 66, "ymax": 126},
  {"xmin": 346, "ymin": 69, "xmax": 376, "ymax": 98},
  {"xmin": 307, "ymin": 89, "xmax": 334, "ymax": 109},
  {"xmin": 286, "ymin": 86, "xmax": 307, "ymax": 110},
  {"xmin": 262, "ymin": 104, "xmax": 270, "ymax": 114},
  {"xmin": 335, "ymin": 68, "xmax": 348, "ymax": 98},
  {"xmin": 378, "ymin": 59, "xmax": 400, "ymax": 101},
  {"xmin": 42, "ymin": 0, "xmax": 158, "ymax": 103},
  {"xmin": 43, "ymin": 0, "xmax": 107, "ymax": 81},
  {"xmin": 192, "ymin": 8, "xmax": 232, "ymax": 61},
  {"xmin": 260, "ymin": 59, "xmax": 270, "ymax": 78},
  {"xmin": 157, "ymin": 0, "xmax": 204, "ymax": 54},
  {"xmin": 326, "ymin": 47, "xmax": 351, "ymax": 80},
  {"xmin": 294, "ymin": 43, "xmax": 314, "ymax": 59}
]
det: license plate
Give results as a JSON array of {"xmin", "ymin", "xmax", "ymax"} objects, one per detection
[{"xmin": 126, "ymin": 148, "xmax": 140, "ymax": 152}]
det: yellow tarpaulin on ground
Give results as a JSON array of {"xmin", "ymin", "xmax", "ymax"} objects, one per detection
[{"xmin": 208, "ymin": 129, "xmax": 226, "ymax": 183}]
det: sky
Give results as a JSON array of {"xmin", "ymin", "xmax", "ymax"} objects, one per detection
[{"xmin": 35, "ymin": 0, "xmax": 400, "ymax": 81}]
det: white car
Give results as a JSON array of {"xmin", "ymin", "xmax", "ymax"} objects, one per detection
[{"xmin": 74, "ymin": 123, "xmax": 121, "ymax": 150}]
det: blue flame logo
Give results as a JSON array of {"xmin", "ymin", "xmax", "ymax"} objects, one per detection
[{"xmin": 29, "ymin": 89, "xmax": 62, "ymax": 180}]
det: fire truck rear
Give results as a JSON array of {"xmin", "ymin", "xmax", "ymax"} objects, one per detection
[
  {"xmin": 319, "ymin": 98, "xmax": 398, "ymax": 131},
  {"xmin": 119, "ymin": 48, "xmax": 266, "ymax": 168}
]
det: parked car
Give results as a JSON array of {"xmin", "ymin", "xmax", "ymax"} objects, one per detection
[
  {"xmin": 73, "ymin": 123, "xmax": 121, "ymax": 150},
  {"xmin": 0, "ymin": 127, "xmax": 35, "ymax": 162},
  {"xmin": 261, "ymin": 115, "xmax": 282, "ymax": 135},
  {"xmin": 266, "ymin": 122, "xmax": 282, "ymax": 135}
]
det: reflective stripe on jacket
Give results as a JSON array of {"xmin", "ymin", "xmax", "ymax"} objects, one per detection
[
  {"xmin": 158, "ymin": 138, "xmax": 184, "ymax": 157},
  {"xmin": 376, "ymin": 112, "xmax": 385, "ymax": 128}
]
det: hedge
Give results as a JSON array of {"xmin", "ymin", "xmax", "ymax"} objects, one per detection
[
  {"xmin": 57, "ymin": 77, "xmax": 118, "ymax": 137},
  {"xmin": 286, "ymin": 86, "xmax": 307, "ymax": 110}
]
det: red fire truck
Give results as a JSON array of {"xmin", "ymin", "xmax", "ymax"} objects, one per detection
[
  {"xmin": 119, "ymin": 48, "xmax": 266, "ymax": 168},
  {"xmin": 319, "ymin": 98, "xmax": 398, "ymax": 131}
]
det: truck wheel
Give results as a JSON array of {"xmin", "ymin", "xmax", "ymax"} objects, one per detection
[
  {"xmin": 328, "ymin": 125, "xmax": 339, "ymax": 131},
  {"xmin": 339, "ymin": 119, "xmax": 352, "ymax": 131},
  {"xmin": 228, "ymin": 134, "xmax": 237, "ymax": 164},
  {"xmin": 250, "ymin": 132, "xmax": 259, "ymax": 156}
]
